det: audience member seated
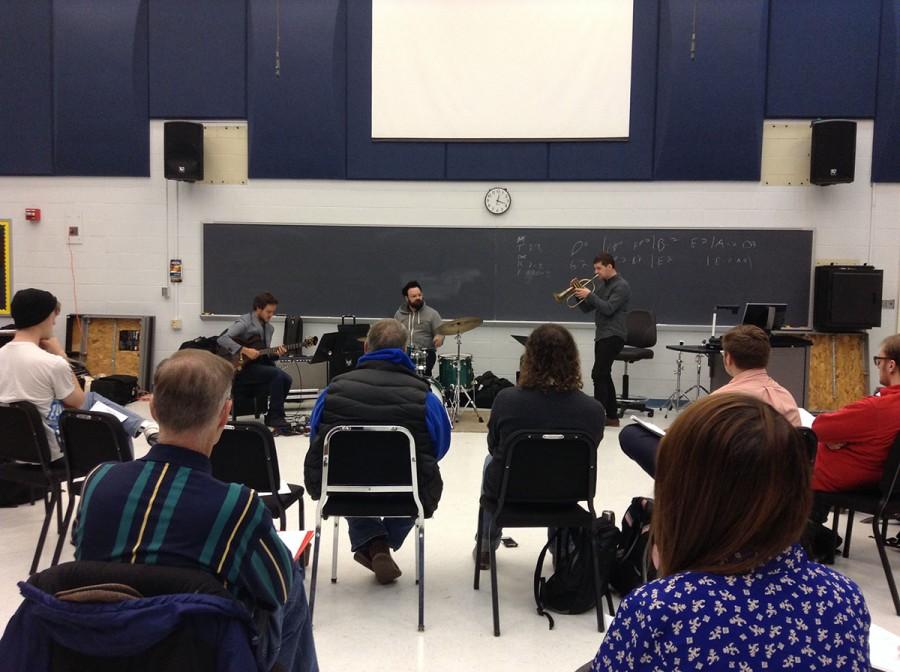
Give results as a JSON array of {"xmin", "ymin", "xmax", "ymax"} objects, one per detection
[
  {"xmin": 72, "ymin": 349, "xmax": 317, "ymax": 672},
  {"xmin": 812, "ymin": 333, "xmax": 900, "ymax": 493},
  {"xmin": 620, "ymin": 324, "xmax": 800, "ymax": 477},
  {"xmin": 475, "ymin": 323, "xmax": 605, "ymax": 568},
  {"xmin": 588, "ymin": 393, "xmax": 870, "ymax": 671},
  {"xmin": 0, "ymin": 288, "xmax": 157, "ymax": 463},
  {"xmin": 304, "ymin": 319, "xmax": 451, "ymax": 585}
]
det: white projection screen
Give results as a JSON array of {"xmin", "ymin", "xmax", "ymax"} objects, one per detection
[{"xmin": 371, "ymin": 0, "xmax": 634, "ymax": 141}]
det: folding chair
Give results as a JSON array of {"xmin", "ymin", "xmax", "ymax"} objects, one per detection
[
  {"xmin": 308, "ymin": 425, "xmax": 426, "ymax": 631},
  {"xmin": 0, "ymin": 401, "xmax": 68, "ymax": 575},
  {"xmin": 474, "ymin": 430, "xmax": 613, "ymax": 636},
  {"xmin": 52, "ymin": 409, "xmax": 134, "ymax": 565},
  {"xmin": 210, "ymin": 421, "xmax": 304, "ymax": 531},
  {"xmin": 815, "ymin": 432, "xmax": 900, "ymax": 615}
]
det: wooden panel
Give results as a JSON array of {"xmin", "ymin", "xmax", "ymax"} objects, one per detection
[
  {"xmin": 72, "ymin": 317, "xmax": 145, "ymax": 380},
  {"xmin": 807, "ymin": 333, "xmax": 868, "ymax": 412}
]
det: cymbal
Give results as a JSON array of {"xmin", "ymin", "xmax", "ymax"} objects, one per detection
[{"xmin": 436, "ymin": 316, "xmax": 483, "ymax": 336}]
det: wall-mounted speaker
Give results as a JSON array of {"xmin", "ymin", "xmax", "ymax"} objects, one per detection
[
  {"xmin": 164, "ymin": 121, "xmax": 204, "ymax": 182},
  {"xmin": 813, "ymin": 264, "xmax": 883, "ymax": 332},
  {"xmin": 810, "ymin": 120, "xmax": 856, "ymax": 186}
]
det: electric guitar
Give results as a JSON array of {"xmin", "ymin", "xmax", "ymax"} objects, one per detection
[{"xmin": 220, "ymin": 335, "xmax": 318, "ymax": 371}]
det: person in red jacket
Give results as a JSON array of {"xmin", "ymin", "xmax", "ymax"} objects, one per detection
[{"xmin": 812, "ymin": 333, "xmax": 900, "ymax": 492}]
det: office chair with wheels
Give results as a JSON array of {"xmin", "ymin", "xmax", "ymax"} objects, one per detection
[{"xmin": 615, "ymin": 310, "xmax": 657, "ymax": 418}]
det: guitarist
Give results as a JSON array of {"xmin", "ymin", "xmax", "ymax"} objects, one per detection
[{"xmin": 217, "ymin": 292, "xmax": 297, "ymax": 436}]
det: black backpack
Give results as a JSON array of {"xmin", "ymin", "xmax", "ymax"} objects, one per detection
[
  {"xmin": 178, "ymin": 335, "xmax": 220, "ymax": 353},
  {"xmin": 532, "ymin": 516, "xmax": 620, "ymax": 629},
  {"xmin": 90, "ymin": 374, "xmax": 139, "ymax": 406},
  {"xmin": 473, "ymin": 371, "xmax": 514, "ymax": 409},
  {"xmin": 610, "ymin": 496, "xmax": 655, "ymax": 596}
]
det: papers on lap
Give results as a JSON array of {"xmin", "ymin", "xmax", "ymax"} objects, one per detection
[
  {"xmin": 277, "ymin": 530, "xmax": 314, "ymax": 562},
  {"xmin": 89, "ymin": 400, "xmax": 129, "ymax": 423},
  {"xmin": 629, "ymin": 415, "xmax": 666, "ymax": 437}
]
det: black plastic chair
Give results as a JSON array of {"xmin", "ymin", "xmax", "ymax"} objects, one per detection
[
  {"xmin": 0, "ymin": 401, "xmax": 68, "ymax": 575},
  {"xmin": 52, "ymin": 409, "xmax": 134, "ymax": 565},
  {"xmin": 815, "ymin": 432, "xmax": 900, "ymax": 615},
  {"xmin": 308, "ymin": 425, "xmax": 426, "ymax": 631},
  {"xmin": 210, "ymin": 421, "xmax": 304, "ymax": 531},
  {"xmin": 474, "ymin": 430, "xmax": 613, "ymax": 636},
  {"xmin": 615, "ymin": 310, "xmax": 657, "ymax": 418}
]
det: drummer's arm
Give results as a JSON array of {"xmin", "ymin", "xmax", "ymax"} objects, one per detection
[{"xmin": 431, "ymin": 313, "xmax": 444, "ymax": 348}]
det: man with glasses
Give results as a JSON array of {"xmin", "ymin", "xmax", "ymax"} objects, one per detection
[
  {"xmin": 619, "ymin": 325, "xmax": 799, "ymax": 478},
  {"xmin": 811, "ymin": 333, "xmax": 900, "ymax": 492}
]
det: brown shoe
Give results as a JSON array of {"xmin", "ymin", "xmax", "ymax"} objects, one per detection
[
  {"xmin": 353, "ymin": 550, "xmax": 373, "ymax": 571},
  {"xmin": 368, "ymin": 539, "xmax": 402, "ymax": 584},
  {"xmin": 605, "ymin": 417, "xmax": 621, "ymax": 427}
]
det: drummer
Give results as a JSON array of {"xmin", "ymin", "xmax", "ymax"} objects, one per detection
[{"xmin": 394, "ymin": 280, "xmax": 444, "ymax": 377}]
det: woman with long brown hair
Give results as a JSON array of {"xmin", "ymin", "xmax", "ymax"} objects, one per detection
[
  {"xmin": 474, "ymin": 324, "xmax": 605, "ymax": 567},
  {"xmin": 589, "ymin": 393, "xmax": 870, "ymax": 671}
]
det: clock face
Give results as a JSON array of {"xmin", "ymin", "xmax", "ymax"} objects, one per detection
[{"xmin": 484, "ymin": 187, "xmax": 511, "ymax": 215}]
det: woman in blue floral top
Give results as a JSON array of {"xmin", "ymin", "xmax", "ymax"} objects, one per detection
[{"xmin": 591, "ymin": 393, "xmax": 870, "ymax": 671}]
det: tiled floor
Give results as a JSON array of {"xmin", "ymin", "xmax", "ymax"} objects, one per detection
[{"xmin": 1, "ymin": 404, "xmax": 899, "ymax": 671}]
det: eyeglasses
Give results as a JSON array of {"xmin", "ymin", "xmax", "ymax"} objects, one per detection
[{"xmin": 874, "ymin": 356, "xmax": 894, "ymax": 366}]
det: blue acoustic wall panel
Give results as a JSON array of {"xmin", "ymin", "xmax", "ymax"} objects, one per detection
[
  {"xmin": 0, "ymin": 1, "xmax": 53, "ymax": 175},
  {"xmin": 548, "ymin": 0, "xmax": 658, "ymax": 181},
  {"xmin": 445, "ymin": 143, "xmax": 548, "ymax": 181},
  {"xmin": 53, "ymin": 0, "xmax": 149, "ymax": 176},
  {"xmin": 873, "ymin": 0, "xmax": 900, "ymax": 182},
  {"xmin": 248, "ymin": 0, "xmax": 346, "ymax": 178},
  {"xmin": 654, "ymin": 0, "xmax": 768, "ymax": 181},
  {"xmin": 149, "ymin": 0, "xmax": 247, "ymax": 119},
  {"xmin": 767, "ymin": 0, "xmax": 880, "ymax": 118},
  {"xmin": 346, "ymin": 0, "xmax": 445, "ymax": 180}
]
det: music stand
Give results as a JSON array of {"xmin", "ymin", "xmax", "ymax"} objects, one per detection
[{"xmin": 511, "ymin": 335, "xmax": 529, "ymax": 347}]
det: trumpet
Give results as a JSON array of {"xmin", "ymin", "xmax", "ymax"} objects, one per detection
[{"xmin": 552, "ymin": 274, "xmax": 599, "ymax": 308}]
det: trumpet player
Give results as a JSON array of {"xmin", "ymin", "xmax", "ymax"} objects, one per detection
[{"xmin": 572, "ymin": 253, "xmax": 631, "ymax": 426}]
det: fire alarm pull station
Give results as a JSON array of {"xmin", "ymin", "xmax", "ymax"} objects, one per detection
[{"xmin": 25, "ymin": 208, "xmax": 41, "ymax": 222}]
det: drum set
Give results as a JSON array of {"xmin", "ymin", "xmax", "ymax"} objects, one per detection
[{"xmin": 407, "ymin": 316, "xmax": 484, "ymax": 424}]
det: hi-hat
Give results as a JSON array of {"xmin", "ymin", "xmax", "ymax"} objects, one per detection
[{"xmin": 436, "ymin": 316, "xmax": 483, "ymax": 336}]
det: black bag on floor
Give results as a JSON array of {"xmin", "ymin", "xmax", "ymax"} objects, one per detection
[
  {"xmin": 473, "ymin": 371, "xmax": 514, "ymax": 409},
  {"xmin": 178, "ymin": 335, "xmax": 220, "ymax": 353},
  {"xmin": 0, "ymin": 479, "xmax": 46, "ymax": 508},
  {"xmin": 610, "ymin": 496, "xmax": 655, "ymax": 596},
  {"xmin": 90, "ymin": 375, "xmax": 139, "ymax": 406},
  {"xmin": 532, "ymin": 516, "xmax": 620, "ymax": 629}
]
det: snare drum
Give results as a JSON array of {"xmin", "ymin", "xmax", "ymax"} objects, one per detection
[
  {"xmin": 439, "ymin": 354, "xmax": 474, "ymax": 389},
  {"xmin": 426, "ymin": 377, "xmax": 445, "ymax": 403},
  {"xmin": 407, "ymin": 346, "xmax": 429, "ymax": 375}
]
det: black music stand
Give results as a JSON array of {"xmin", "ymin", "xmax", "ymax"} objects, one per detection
[{"xmin": 511, "ymin": 335, "xmax": 529, "ymax": 347}]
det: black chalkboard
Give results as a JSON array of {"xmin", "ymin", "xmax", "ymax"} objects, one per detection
[{"xmin": 203, "ymin": 224, "xmax": 813, "ymax": 326}]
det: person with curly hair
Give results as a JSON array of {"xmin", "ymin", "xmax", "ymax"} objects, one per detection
[{"xmin": 473, "ymin": 323, "xmax": 605, "ymax": 568}]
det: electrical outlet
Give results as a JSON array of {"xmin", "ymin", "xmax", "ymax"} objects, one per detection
[
  {"xmin": 883, "ymin": 299, "xmax": 896, "ymax": 310},
  {"xmin": 171, "ymin": 319, "xmax": 182, "ymax": 330}
]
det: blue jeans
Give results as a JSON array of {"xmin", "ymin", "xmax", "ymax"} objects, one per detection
[
  {"xmin": 347, "ymin": 517, "xmax": 416, "ymax": 553},
  {"xmin": 260, "ymin": 564, "xmax": 318, "ymax": 672},
  {"xmin": 81, "ymin": 391, "xmax": 146, "ymax": 446}
]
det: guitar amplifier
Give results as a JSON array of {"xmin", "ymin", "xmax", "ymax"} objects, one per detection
[{"xmin": 277, "ymin": 357, "xmax": 327, "ymax": 393}]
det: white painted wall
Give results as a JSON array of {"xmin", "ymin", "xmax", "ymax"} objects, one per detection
[{"xmin": 3, "ymin": 121, "xmax": 898, "ymax": 400}]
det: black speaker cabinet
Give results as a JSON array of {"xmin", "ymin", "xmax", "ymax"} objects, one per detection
[
  {"xmin": 814, "ymin": 265, "xmax": 882, "ymax": 332},
  {"xmin": 164, "ymin": 121, "xmax": 204, "ymax": 182},
  {"xmin": 810, "ymin": 120, "xmax": 856, "ymax": 186}
]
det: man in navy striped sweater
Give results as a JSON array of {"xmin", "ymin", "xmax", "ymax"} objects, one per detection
[{"xmin": 73, "ymin": 349, "xmax": 318, "ymax": 672}]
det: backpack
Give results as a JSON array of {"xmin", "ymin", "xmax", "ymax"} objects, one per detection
[
  {"xmin": 610, "ymin": 496, "xmax": 655, "ymax": 596},
  {"xmin": 473, "ymin": 371, "xmax": 514, "ymax": 409},
  {"xmin": 178, "ymin": 335, "xmax": 220, "ymax": 353},
  {"xmin": 532, "ymin": 515, "xmax": 620, "ymax": 629},
  {"xmin": 90, "ymin": 374, "xmax": 139, "ymax": 406}
]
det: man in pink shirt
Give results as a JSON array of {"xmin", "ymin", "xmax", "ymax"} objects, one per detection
[
  {"xmin": 619, "ymin": 325, "xmax": 800, "ymax": 477},
  {"xmin": 812, "ymin": 333, "xmax": 900, "ymax": 492}
]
